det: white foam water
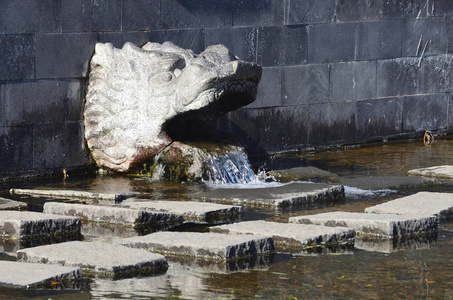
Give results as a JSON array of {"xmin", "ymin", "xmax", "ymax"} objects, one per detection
[{"xmin": 344, "ymin": 186, "xmax": 396, "ymax": 199}]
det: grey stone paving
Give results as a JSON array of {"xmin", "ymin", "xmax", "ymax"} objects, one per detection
[
  {"xmin": 0, "ymin": 261, "xmax": 82, "ymax": 289},
  {"xmin": 120, "ymin": 200, "xmax": 243, "ymax": 223},
  {"xmin": 340, "ymin": 175, "xmax": 439, "ymax": 190},
  {"xmin": 268, "ymin": 166, "xmax": 340, "ymax": 183},
  {"xmin": 118, "ymin": 231, "xmax": 274, "ymax": 261},
  {"xmin": 0, "ymin": 197, "xmax": 27, "ymax": 210},
  {"xmin": 365, "ymin": 192, "xmax": 453, "ymax": 219},
  {"xmin": 17, "ymin": 241, "xmax": 168, "ymax": 279},
  {"xmin": 408, "ymin": 165, "xmax": 453, "ymax": 179},
  {"xmin": 289, "ymin": 211, "xmax": 437, "ymax": 238},
  {"xmin": 10, "ymin": 188, "xmax": 134, "ymax": 201},
  {"xmin": 209, "ymin": 220, "xmax": 355, "ymax": 252},
  {"xmin": 0, "ymin": 211, "xmax": 80, "ymax": 240},
  {"xmin": 196, "ymin": 182, "xmax": 344, "ymax": 207},
  {"xmin": 43, "ymin": 202, "xmax": 184, "ymax": 227}
]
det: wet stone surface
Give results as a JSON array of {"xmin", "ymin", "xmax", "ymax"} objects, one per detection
[
  {"xmin": 17, "ymin": 241, "xmax": 168, "ymax": 279},
  {"xmin": 118, "ymin": 231, "xmax": 274, "ymax": 261},
  {"xmin": 0, "ymin": 198, "xmax": 27, "ymax": 211},
  {"xmin": 210, "ymin": 220, "xmax": 355, "ymax": 253},
  {"xmin": 408, "ymin": 165, "xmax": 453, "ymax": 179},
  {"xmin": 10, "ymin": 188, "xmax": 135, "ymax": 201},
  {"xmin": 290, "ymin": 211, "xmax": 438, "ymax": 238}
]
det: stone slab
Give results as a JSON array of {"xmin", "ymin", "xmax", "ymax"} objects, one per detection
[
  {"xmin": 0, "ymin": 198, "xmax": 27, "ymax": 210},
  {"xmin": 355, "ymin": 235, "xmax": 436, "ymax": 253},
  {"xmin": 196, "ymin": 182, "xmax": 344, "ymax": 208},
  {"xmin": 0, "ymin": 211, "xmax": 81, "ymax": 240},
  {"xmin": 408, "ymin": 165, "xmax": 453, "ymax": 179},
  {"xmin": 365, "ymin": 192, "xmax": 453, "ymax": 219},
  {"xmin": 10, "ymin": 188, "xmax": 134, "ymax": 201},
  {"xmin": 340, "ymin": 175, "xmax": 439, "ymax": 191},
  {"xmin": 268, "ymin": 166, "xmax": 339, "ymax": 183},
  {"xmin": 0, "ymin": 261, "xmax": 81, "ymax": 289},
  {"xmin": 289, "ymin": 211, "xmax": 437, "ymax": 238},
  {"xmin": 118, "ymin": 231, "xmax": 274, "ymax": 261},
  {"xmin": 210, "ymin": 220, "xmax": 355, "ymax": 253},
  {"xmin": 17, "ymin": 241, "xmax": 168, "ymax": 279},
  {"xmin": 43, "ymin": 202, "xmax": 184, "ymax": 227},
  {"xmin": 120, "ymin": 200, "xmax": 243, "ymax": 223}
]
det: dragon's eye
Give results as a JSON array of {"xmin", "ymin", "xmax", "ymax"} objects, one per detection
[{"xmin": 162, "ymin": 72, "xmax": 173, "ymax": 82}]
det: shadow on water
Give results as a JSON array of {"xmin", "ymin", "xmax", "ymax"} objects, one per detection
[{"xmin": 3, "ymin": 137, "xmax": 453, "ymax": 298}]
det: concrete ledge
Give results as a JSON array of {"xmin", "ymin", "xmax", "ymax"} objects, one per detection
[
  {"xmin": 289, "ymin": 211, "xmax": 437, "ymax": 238},
  {"xmin": 10, "ymin": 189, "xmax": 134, "ymax": 202},
  {"xmin": 43, "ymin": 202, "xmax": 184, "ymax": 227},
  {"xmin": 0, "ymin": 211, "xmax": 81, "ymax": 241},
  {"xmin": 121, "ymin": 200, "xmax": 243, "ymax": 223},
  {"xmin": 17, "ymin": 241, "xmax": 168, "ymax": 279},
  {"xmin": 196, "ymin": 182, "xmax": 344, "ymax": 207},
  {"xmin": 210, "ymin": 220, "xmax": 355, "ymax": 252},
  {"xmin": 365, "ymin": 192, "xmax": 453, "ymax": 219},
  {"xmin": 118, "ymin": 231, "xmax": 274, "ymax": 261},
  {"xmin": 0, "ymin": 261, "xmax": 81, "ymax": 289},
  {"xmin": 0, "ymin": 198, "xmax": 27, "ymax": 210},
  {"xmin": 408, "ymin": 165, "xmax": 453, "ymax": 179}
]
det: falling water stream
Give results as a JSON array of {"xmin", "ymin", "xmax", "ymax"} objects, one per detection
[{"xmin": 2, "ymin": 137, "xmax": 453, "ymax": 299}]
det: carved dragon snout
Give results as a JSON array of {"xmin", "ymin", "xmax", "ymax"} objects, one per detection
[{"xmin": 84, "ymin": 41, "xmax": 262, "ymax": 172}]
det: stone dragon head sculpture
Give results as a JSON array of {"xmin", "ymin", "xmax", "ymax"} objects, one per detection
[{"xmin": 84, "ymin": 41, "xmax": 262, "ymax": 172}]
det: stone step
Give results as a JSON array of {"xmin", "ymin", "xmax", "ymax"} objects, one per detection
[
  {"xmin": 0, "ymin": 198, "xmax": 27, "ymax": 210},
  {"xmin": 10, "ymin": 188, "xmax": 134, "ymax": 202},
  {"xmin": 17, "ymin": 241, "xmax": 168, "ymax": 279},
  {"xmin": 209, "ymin": 220, "xmax": 355, "ymax": 253},
  {"xmin": 365, "ymin": 192, "xmax": 453, "ymax": 219},
  {"xmin": 0, "ymin": 261, "xmax": 81, "ymax": 289},
  {"xmin": 195, "ymin": 182, "xmax": 344, "ymax": 207},
  {"xmin": 289, "ymin": 211, "xmax": 437, "ymax": 238},
  {"xmin": 120, "ymin": 200, "xmax": 243, "ymax": 223},
  {"xmin": 0, "ymin": 211, "xmax": 81, "ymax": 242},
  {"xmin": 43, "ymin": 202, "xmax": 184, "ymax": 228},
  {"xmin": 118, "ymin": 231, "xmax": 274, "ymax": 261},
  {"xmin": 408, "ymin": 165, "xmax": 453, "ymax": 179}
]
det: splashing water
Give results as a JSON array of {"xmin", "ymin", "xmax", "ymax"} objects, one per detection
[{"xmin": 204, "ymin": 150, "xmax": 257, "ymax": 184}]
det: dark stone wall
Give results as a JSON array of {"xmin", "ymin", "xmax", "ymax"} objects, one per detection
[{"xmin": 1, "ymin": 0, "xmax": 453, "ymax": 178}]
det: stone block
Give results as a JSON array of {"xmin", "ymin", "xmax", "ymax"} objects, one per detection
[
  {"xmin": 281, "ymin": 64, "xmax": 330, "ymax": 106},
  {"xmin": 382, "ymin": 0, "xmax": 433, "ymax": 19},
  {"xmin": 17, "ymin": 241, "xmax": 168, "ymax": 279},
  {"xmin": 36, "ymin": 33, "xmax": 97, "ymax": 78},
  {"xmin": 408, "ymin": 165, "xmax": 453, "ymax": 179},
  {"xmin": 195, "ymin": 182, "xmax": 344, "ymax": 208},
  {"xmin": 0, "ymin": 0, "xmax": 60, "ymax": 34},
  {"xmin": 1, "ymin": 80, "xmax": 84, "ymax": 126},
  {"xmin": 0, "ymin": 35, "xmax": 35, "ymax": 81},
  {"xmin": 0, "ymin": 198, "xmax": 27, "ymax": 211},
  {"xmin": 257, "ymin": 26, "xmax": 307, "ymax": 66},
  {"xmin": 99, "ymin": 32, "xmax": 151, "ymax": 49},
  {"xmin": 247, "ymin": 67, "xmax": 281, "ymax": 108},
  {"xmin": 403, "ymin": 18, "xmax": 447, "ymax": 57},
  {"xmin": 258, "ymin": 106, "xmax": 309, "ymax": 152},
  {"xmin": 210, "ymin": 220, "xmax": 355, "ymax": 252},
  {"xmin": 330, "ymin": 61, "xmax": 377, "ymax": 102},
  {"xmin": 376, "ymin": 58, "xmax": 421, "ymax": 97},
  {"xmin": 0, "ymin": 126, "xmax": 34, "ymax": 171},
  {"xmin": 356, "ymin": 20, "xmax": 403, "ymax": 61},
  {"xmin": 289, "ymin": 211, "xmax": 437, "ymax": 238},
  {"xmin": 307, "ymin": 102, "xmax": 357, "ymax": 146},
  {"xmin": 284, "ymin": 0, "xmax": 335, "ymax": 25},
  {"xmin": 90, "ymin": 0, "xmax": 122, "ymax": 31},
  {"xmin": 61, "ymin": 0, "xmax": 91, "ymax": 32},
  {"xmin": 149, "ymin": 29, "xmax": 205, "ymax": 54},
  {"xmin": 0, "ymin": 261, "xmax": 81, "ymax": 289},
  {"xmin": 401, "ymin": 94, "xmax": 448, "ymax": 133},
  {"xmin": 119, "ymin": 231, "xmax": 274, "ymax": 261},
  {"xmin": 420, "ymin": 54, "xmax": 453, "ymax": 94},
  {"xmin": 121, "ymin": 200, "xmax": 243, "ymax": 224},
  {"xmin": 160, "ymin": 0, "xmax": 232, "ymax": 29},
  {"xmin": 33, "ymin": 122, "xmax": 87, "ymax": 169},
  {"xmin": 0, "ymin": 211, "xmax": 80, "ymax": 241},
  {"xmin": 365, "ymin": 191, "xmax": 453, "ymax": 219},
  {"xmin": 122, "ymin": 0, "xmax": 162, "ymax": 31},
  {"xmin": 356, "ymin": 97, "xmax": 402, "ymax": 140},
  {"xmin": 334, "ymin": 0, "xmax": 383, "ymax": 22},
  {"xmin": 205, "ymin": 27, "xmax": 257, "ymax": 63},
  {"xmin": 307, "ymin": 23, "xmax": 356, "ymax": 63},
  {"xmin": 233, "ymin": 0, "xmax": 283, "ymax": 26},
  {"xmin": 11, "ymin": 189, "xmax": 134, "ymax": 201}
]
